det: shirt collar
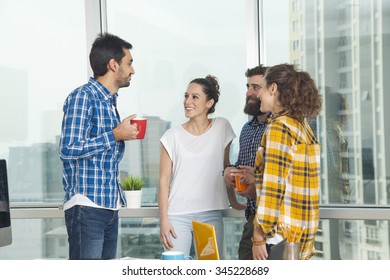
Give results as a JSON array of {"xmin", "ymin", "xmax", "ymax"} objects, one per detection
[
  {"xmin": 89, "ymin": 77, "xmax": 118, "ymax": 105},
  {"xmin": 268, "ymin": 111, "xmax": 289, "ymax": 123},
  {"xmin": 249, "ymin": 113, "xmax": 272, "ymax": 126}
]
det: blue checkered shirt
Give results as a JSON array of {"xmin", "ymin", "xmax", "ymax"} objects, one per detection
[
  {"xmin": 235, "ymin": 115, "xmax": 269, "ymax": 220},
  {"xmin": 59, "ymin": 77, "xmax": 126, "ymax": 208}
]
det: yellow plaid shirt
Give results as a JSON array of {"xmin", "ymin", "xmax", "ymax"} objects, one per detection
[{"xmin": 254, "ymin": 115, "xmax": 320, "ymax": 259}]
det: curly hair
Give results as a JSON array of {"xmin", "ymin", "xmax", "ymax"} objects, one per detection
[
  {"xmin": 189, "ymin": 75, "xmax": 220, "ymax": 114},
  {"xmin": 264, "ymin": 64, "xmax": 322, "ymax": 122}
]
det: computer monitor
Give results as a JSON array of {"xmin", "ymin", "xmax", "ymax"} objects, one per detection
[{"xmin": 0, "ymin": 159, "xmax": 12, "ymax": 247}]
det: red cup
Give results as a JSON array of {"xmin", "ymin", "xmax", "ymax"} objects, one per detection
[{"xmin": 130, "ymin": 118, "xmax": 147, "ymax": 139}]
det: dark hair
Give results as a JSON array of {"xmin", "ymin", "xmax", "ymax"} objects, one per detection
[
  {"xmin": 245, "ymin": 65, "xmax": 267, "ymax": 77},
  {"xmin": 189, "ymin": 75, "xmax": 220, "ymax": 114},
  {"xmin": 89, "ymin": 33, "xmax": 133, "ymax": 78},
  {"xmin": 264, "ymin": 63, "xmax": 322, "ymax": 122}
]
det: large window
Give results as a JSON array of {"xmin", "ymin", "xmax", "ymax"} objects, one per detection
[
  {"xmin": 263, "ymin": 0, "xmax": 390, "ymax": 206},
  {"xmin": 1, "ymin": 0, "xmax": 390, "ymax": 260},
  {"xmin": 0, "ymin": 0, "xmax": 249, "ymax": 259},
  {"xmin": 106, "ymin": 0, "xmax": 249, "ymax": 205},
  {"xmin": 262, "ymin": 0, "xmax": 390, "ymax": 260},
  {"xmin": 0, "ymin": 0, "xmax": 87, "ymax": 259},
  {"xmin": 0, "ymin": 0, "xmax": 88, "ymax": 202}
]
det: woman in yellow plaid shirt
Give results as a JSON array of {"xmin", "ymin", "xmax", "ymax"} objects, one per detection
[{"xmin": 252, "ymin": 64, "xmax": 322, "ymax": 260}]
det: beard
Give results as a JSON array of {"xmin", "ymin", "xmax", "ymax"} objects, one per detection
[
  {"xmin": 117, "ymin": 77, "xmax": 130, "ymax": 89},
  {"xmin": 244, "ymin": 96, "xmax": 261, "ymax": 116},
  {"xmin": 116, "ymin": 69, "xmax": 131, "ymax": 89}
]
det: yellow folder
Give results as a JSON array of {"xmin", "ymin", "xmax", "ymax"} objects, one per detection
[{"xmin": 192, "ymin": 220, "xmax": 220, "ymax": 260}]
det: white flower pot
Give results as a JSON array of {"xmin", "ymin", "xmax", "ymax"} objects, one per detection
[{"xmin": 124, "ymin": 190, "xmax": 142, "ymax": 208}]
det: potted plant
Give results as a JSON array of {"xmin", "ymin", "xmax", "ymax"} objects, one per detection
[{"xmin": 121, "ymin": 175, "xmax": 144, "ymax": 208}]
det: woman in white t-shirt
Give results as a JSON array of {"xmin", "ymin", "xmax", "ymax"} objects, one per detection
[{"xmin": 158, "ymin": 75, "xmax": 236, "ymax": 258}]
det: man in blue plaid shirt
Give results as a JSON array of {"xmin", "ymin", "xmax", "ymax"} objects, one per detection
[
  {"xmin": 59, "ymin": 33, "xmax": 139, "ymax": 259},
  {"xmin": 223, "ymin": 65, "xmax": 269, "ymax": 259}
]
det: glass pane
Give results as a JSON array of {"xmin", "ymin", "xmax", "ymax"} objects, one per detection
[
  {"xmin": 0, "ymin": 216, "xmax": 247, "ymax": 260},
  {"xmin": 2, "ymin": 214, "xmax": 389, "ymax": 260},
  {"xmin": 119, "ymin": 217, "xmax": 163, "ymax": 259},
  {"xmin": 106, "ymin": 0, "xmax": 248, "ymax": 205},
  {"xmin": 0, "ymin": 218, "xmax": 68, "ymax": 259},
  {"xmin": 314, "ymin": 219, "xmax": 390, "ymax": 260},
  {"xmin": 262, "ymin": 0, "xmax": 390, "ymax": 206},
  {"xmin": 0, "ymin": 0, "xmax": 88, "ymax": 203}
]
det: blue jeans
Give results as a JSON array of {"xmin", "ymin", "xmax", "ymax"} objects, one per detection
[
  {"xmin": 65, "ymin": 205, "xmax": 119, "ymax": 260},
  {"xmin": 167, "ymin": 210, "xmax": 224, "ymax": 259}
]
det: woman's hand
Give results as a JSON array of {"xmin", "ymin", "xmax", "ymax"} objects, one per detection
[
  {"xmin": 252, "ymin": 224, "xmax": 268, "ymax": 260},
  {"xmin": 252, "ymin": 243, "xmax": 268, "ymax": 260},
  {"xmin": 160, "ymin": 219, "xmax": 177, "ymax": 250},
  {"xmin": 223, "ymin": 166, "xmax": 236, "ymax": 189}
]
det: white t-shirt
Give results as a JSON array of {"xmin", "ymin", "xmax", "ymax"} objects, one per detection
[{"xmin": 160, "ymin": 117, "xmax": 236, "ymax": 215}]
